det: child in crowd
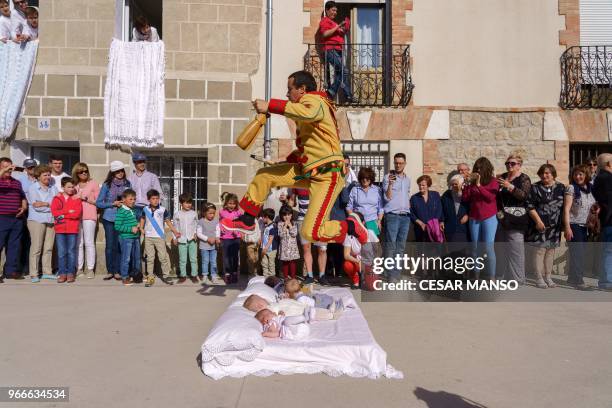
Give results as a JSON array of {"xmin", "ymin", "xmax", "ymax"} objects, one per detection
[
  {"xmin": 114, "ymin": 189, "xmax": 141, "ymax": 286},
  {"xmin": 255, "ymin": 308, "xmax": 310, "ymax": 340},
  {"xmin": 241, "ymin": 212, "xmax": 261, "ymax": 278},
  {"xmin": 141, "ymin": 189, "xmax": 177, "ymax": 287},
  {"xmin": 173, "ymin": 193, "xmax": 199, "ymax": 284},
  {"xmin": 277, "ymin": 205, "xmax": 299, "ymax": 279},
  {"xmin": 343, "ymin": 212, "xmax": 378, "ymax": 289},
  {"xmin": 132, "ymin": 15, "xmax": 160, "ymax": 42},
  {"xmin": 260, "ymin": 208, "xmax": 278, "ymax": 277},
  {"xmin": 50, "ymin": 177, "xmax": 82, "ymax": 283},
  {"xmin": 20, "ymin": 5, "xmax": 36, "ymax": 41},
  {"xmin": 196, "ymin": 202, "xmax": 222, "ymax": 285},
  {"xmin": 219, "ymin": 192, "xmax": 241, "ymax": 284},
  {"xmin": 0, "ymin": 0, "xmax": 11, "ymax": 43}
]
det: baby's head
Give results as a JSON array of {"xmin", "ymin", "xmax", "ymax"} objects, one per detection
[
  {"xmin": 264, "ymin": 276, "xmax": 281, "ymax": 289},
  {"xmin": 254, "ymin": 308, "xmax": 275, "ymax": 325},
  {"xmin": 243, "ymin": 294, "xmax": 269, "ymax": 312},
  {"xmin": 284, "ymin": 278, "xmax": 302, "ymax": 299}
]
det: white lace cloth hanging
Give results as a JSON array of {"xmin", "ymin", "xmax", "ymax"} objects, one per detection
[
  {"xmin": 104, "ymin": 39, "xmax": 165, "ymax": 147},
  {"xmin": 0, "ymin": 40, "xmax": 38, "ymax": 140}
]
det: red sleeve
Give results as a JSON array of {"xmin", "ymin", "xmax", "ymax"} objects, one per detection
[
  {"xmin": 319, "ymin": 17, "xmax": 334, "ymax": 32},
  {"xmin": 477, "ymin": 181, "xmax": 499, "ymax": 203},
  {"xmin": 268, "ymin": 99, "xmax": 288, "ymax": 115},
  {"xmin": 286, "ymin": 150, "xmax": 300, "ymax": 163},
  {"xmin": 66, "ymin": 200, "xmax": 82, "ymax": 220},
  {"xmin": 50, "ymin": 196, "xmax": 63, "ymax": 218}
]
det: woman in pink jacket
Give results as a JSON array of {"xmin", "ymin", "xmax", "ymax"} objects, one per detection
[
  {"xmin": 73, "ymin": 163, "xmax": 100, "ymax": 279},
  {"xmin": 51, "ymin": 177, "xmax": 83, "ymax": 283},
  {"xmin": 462, "ymin": 157, "xmax": 500, "ymax": 279}
]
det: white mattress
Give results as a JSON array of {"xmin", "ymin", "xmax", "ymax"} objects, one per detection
[{"xmin": 202, "ymin": 288, "xmax": 403, "ymax": 380}]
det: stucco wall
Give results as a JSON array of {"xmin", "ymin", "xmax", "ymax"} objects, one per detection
[{"xmin": 407, "ymin": 0, "xmax": 566, "ymax": 108}]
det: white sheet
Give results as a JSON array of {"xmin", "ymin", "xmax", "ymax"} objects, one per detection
[
  {"xmin": 202, "ymin": 288, "xmax": 403, "ymax": 380},
  {"xmin": 0, "ymin": 40, "xmax": 38, "ymax": 140},
  {"xmin": 104, "ymin": 39, "xmax": 165, "ymax": 147}
]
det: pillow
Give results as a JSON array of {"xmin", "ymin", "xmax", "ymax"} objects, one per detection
[
  {"xmin": 236, "ymin": 282, "xmax": 278, "ymax": 304},
  {"xmin": 201, "ymin": 307, "xmax": 264, "ymax": 366},
  {"xmin": 247, "ymin": 275, "xmax": 266, "ymax": 286}
]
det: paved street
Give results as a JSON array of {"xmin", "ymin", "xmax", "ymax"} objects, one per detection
[{"xmin": 1, "ymin": 277, "xmax": 611, "ymax": 408}]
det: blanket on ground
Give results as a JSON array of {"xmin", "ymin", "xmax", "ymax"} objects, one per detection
[
  {"xmin": 104, "ymin": 39, "xmax": 165, "ymax": 147},
  {"xmin": 0, "ymin": 40, "xmax": 38, "ymax": 140}
]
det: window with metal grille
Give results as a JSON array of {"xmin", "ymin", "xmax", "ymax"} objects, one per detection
[
  {"xmin": 146, "ymin": 154, "xmax": 208, "ymax": 216},
  {"xmin": 341, "ymin": 141, "xmax": 389, "ymax": 183},
  {"xmin": 569, "ymin": 143, "xmax": 612, "ymax": 168}
]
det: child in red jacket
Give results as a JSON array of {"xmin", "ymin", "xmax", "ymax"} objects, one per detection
[{"xmin": 51, "ymin": 177, "xmax": 83, "ymax": 283}]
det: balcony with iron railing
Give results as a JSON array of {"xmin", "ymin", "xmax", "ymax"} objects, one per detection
[
  {"xmin": 304, "ymin": 43, "xmax": 413, "ymax": 108},
  {"xmin": 560, "ymin": 45, "xmax": 612, "ymax": 109}
]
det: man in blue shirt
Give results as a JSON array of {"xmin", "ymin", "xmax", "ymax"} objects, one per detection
[
  {"xmin": 14, "ymin": 158, "xmax": 37, "ymax": 196},
  {"xmin": 13, "ymin": 158, "xmax": 37, "ymax": 277},
  {"xmin": 382, "ymin": 153, "xmax": 411, "ymax": 282}
]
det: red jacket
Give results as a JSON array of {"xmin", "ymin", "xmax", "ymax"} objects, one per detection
[
  {"xmin": 51, "ymin": 194, "xmax": 83, "ymax": 234},
  {"xmin": 318, "ymin": 16, "xmax": 346, "ymax": 51},
  {"xmin": 462, "ymin": 179, "xmax": 500, "ymax": 221}
]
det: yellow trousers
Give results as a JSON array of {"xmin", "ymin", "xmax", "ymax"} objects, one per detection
[{"xmin": 240, "ymin": 163, "xmax": 346, "ymax": 243}]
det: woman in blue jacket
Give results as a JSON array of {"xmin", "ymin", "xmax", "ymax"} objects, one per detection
[
  {"xmin": 96, "ymin": 161, "xmax": 131, "ymax": 280},
  {"xmin": 410, "ymin": 175, "xmax": 444, "ymax": 242}
]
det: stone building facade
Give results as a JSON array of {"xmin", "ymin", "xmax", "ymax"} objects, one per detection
[
  {"xmin": 3, "ymin": 0, "xmax": 612, "ymax": 275},
  {"xmin": 6, "ymin": 0, "xmax": 263, "ymax": 206},
  {"xmin": 266, "ymin": 0, "xmax": 611, "ymax": 194}
]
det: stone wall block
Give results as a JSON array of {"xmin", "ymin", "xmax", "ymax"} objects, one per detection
[{"xmin": 47, "ymin": 75, "xmax": 75, "ymax": 97}]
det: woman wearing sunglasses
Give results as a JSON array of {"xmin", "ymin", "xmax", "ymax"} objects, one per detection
[
  {"xmin": 496, "ymin": 153, "xmax": 531, "ymax": 285},
  {"xmin": 96, "ymin": 161, "xmax": 131, "ymax": 281},
  {"xmin": 73, "ymin": 162, "xmax": 100, "ymax": 279}
]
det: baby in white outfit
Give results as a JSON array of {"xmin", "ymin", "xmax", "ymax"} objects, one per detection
[
  {"xmin": 243, "ymin": 294, "xmax": 338, "ymax": 321},
  {"xmin": 255, "ymin": 308, "xmax": 310, "ymax": 340}
]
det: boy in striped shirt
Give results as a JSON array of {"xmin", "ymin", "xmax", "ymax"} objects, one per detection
[{"xmin": 115, "ymin": 189, "xmax": 142, "ymax": 286}]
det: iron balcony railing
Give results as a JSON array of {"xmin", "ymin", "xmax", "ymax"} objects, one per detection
[
  {"xmin": 304, "ymin": 43, "xmax": 413, "ymax": 107},
  {"xmin": 560, "ymin": 45, "xmax": 612, "ymax": 109}
]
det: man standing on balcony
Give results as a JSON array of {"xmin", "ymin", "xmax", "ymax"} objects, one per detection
[
  {"xmin": 318, "ymin": 1, "xmax": 354, "ymax": 103},
  {"xmin": 221, "ymin": 70, "xmax": 367, "ymax": 247}
]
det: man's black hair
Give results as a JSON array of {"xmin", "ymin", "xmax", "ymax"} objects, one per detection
[
  {"xmin": 289, "ymin": 70, "xmax": 318, "ymax": 93},
  {"xmin": 325, "ymin": 1, "xmax": 337, "ymax": 11}
]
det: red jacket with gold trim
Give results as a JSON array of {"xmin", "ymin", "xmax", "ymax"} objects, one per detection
[{"xmin": 268, "ymin": 92, "xmax": 343, "ymax": 174}]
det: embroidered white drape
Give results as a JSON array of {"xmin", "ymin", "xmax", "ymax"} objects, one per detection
[
  {"xmin": 0, "ymin": 40, "xmax": 38, "ymax": 141},
  {"xmin": 104, "ymin": 39, "xmax": 165, "ymax": 147}
]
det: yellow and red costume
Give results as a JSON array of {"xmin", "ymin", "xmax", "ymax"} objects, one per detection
[{"xmin": 239, "ymin": 91, "xmax": 347, "ymax": 243}]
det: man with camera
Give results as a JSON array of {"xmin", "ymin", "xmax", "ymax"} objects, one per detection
[{"xmin": 382, "ymin": 153, "xmax": 412, "ymax": 282}]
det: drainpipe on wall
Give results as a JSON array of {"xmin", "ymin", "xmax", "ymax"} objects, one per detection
[
  {"xmin": 263, "ymin": 0, "xmax": 273, "ymax": 161},
  {"xmin": 384, "ymin": 0, "xmax": 393, "ymax": 106}
]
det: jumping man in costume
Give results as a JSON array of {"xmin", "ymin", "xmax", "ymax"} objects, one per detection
[{"xmin": 221, "ymin": 71, "xmax": 368, "ymax": 245}]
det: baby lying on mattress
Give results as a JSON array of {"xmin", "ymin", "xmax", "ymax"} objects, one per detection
[
  {"xmin": 255, "ymin": 309, "xmax": 311, "ymax": 340},
  {"xmin": 243, "ymin": 283, "xmax": 345, "ymax": 340}
]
